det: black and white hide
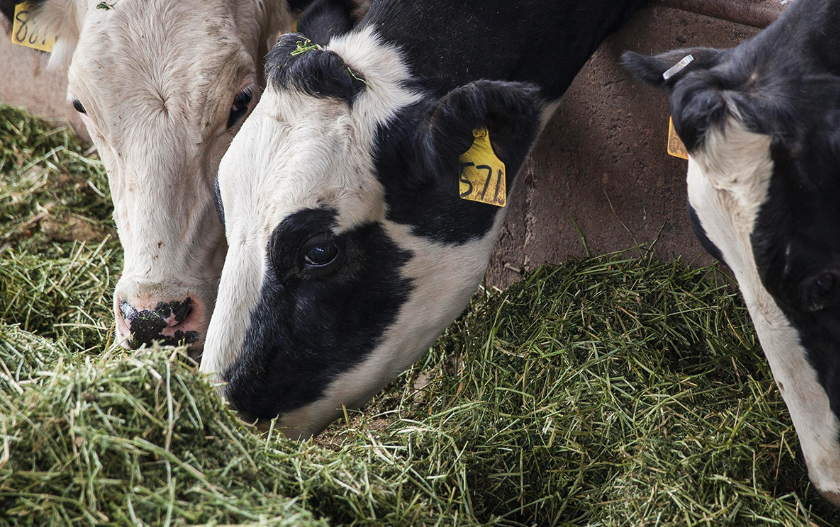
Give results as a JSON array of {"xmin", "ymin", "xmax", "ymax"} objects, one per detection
[
  {"xmin": 202, "ymin": 0, "xmax": 649, "ymax": 438},
  {"xmin": 623, "ymin": 0, "xmax": 840, "ymax": 506}
]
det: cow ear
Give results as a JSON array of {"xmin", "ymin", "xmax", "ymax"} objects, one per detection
[
  {"xmin": 622, "ymin": 48, "xmax": 725, "ymax": 89},
  {"xmin": 296, "ymin": 0, "xmax": 358, "ymax": 45},
  {"xmin": 411, "ymin": 80, "xmax": 543, "ymax": 188},
  {"xmin": 2, "ymin": 0, "xmax": 83, "ymax": 69}
]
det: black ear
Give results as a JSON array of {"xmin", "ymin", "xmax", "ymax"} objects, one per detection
[
  {"xmin": 410, "ymin": 80, "xmax": 544, "ymax": 187},
  {"xmin": 296, "ymin": 0, "xmax": 358, "ymax": 45},
  {"xmin": 622, "ymin": 48, "xmax": 725, "ymax": 89}
]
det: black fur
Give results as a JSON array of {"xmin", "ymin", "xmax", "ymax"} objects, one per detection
[
  {"xmin": 223, "ymin": 208, "xmax": 413, "ymax": 421},
  {"xmin": 626, "ymin": 0, "xmax": 840, "ymax": 423},
  {"xmin": 297, "ymin": 0, "xmax": 356, "ymax": 45},
  {"xmin": 266, "ymin": 32, "xmax": 367, "ymax": 106},
  {"xmin": 366, "ymin": 0, "xmax": 648, "ymax": 101}
]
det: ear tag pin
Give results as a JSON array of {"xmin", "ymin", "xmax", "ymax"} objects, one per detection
[
  {"xmin": 458, "ymin": 129, "xmax": 507, "ymax": 208},
  {"xmin": 11, "ymin": 2, "xmax": 56, "ymax": 53},
  {"xmin": 662, "ymin": 54, "xmax": 694, "ymax": 81}
]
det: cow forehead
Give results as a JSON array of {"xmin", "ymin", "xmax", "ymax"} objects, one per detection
[
  {"xmin": 217, "ymin": 88, "xmax": 387, "ymax": 246},
  {"xmin": 68, "ymin": 0, "xmax": 258, "ymax": 141},
  {"xmin": 219, "ymin": 29, "xmax": 423, "ymax": 240}
]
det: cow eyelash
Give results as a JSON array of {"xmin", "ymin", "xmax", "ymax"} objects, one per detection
[{"xmin": 227, "ymin": 85, "xmax": 255, "ymax": 129}]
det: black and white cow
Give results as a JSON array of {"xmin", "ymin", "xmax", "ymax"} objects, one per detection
[
  {"xmin": 201, "ymin": 0, "xmax": 649, "ymax": 437},
  {"xmin": 0, "ymin": 0, "xmax": 365, "ymax": 353},
  {"xmin": 623, "ymin": 0, "xmax": 840, "ymax": 506}
]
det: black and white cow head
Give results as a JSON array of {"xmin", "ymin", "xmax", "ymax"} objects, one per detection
[
  {"xmin": 624, "ymin": 0, "xmax": 840, "ymax": 505},
  {"xmin": 201, "ymin": 26, "xmax": 543, "ymax": 437},
  {"xmin": 1, "ymin": 0, "xmax": 306, "ymax": 353}
]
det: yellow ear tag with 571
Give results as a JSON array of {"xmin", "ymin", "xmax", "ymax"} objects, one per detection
[
  {"xmin": 459, "ymin": 129, "xmax": 506, "ymax": 207},
  {"xmin": 667, "ymin": 117, "xmax": 689, "ymax": 160},
  {"xmin": 11, "ymin": 2, "xmax": 56, "ymax": 53}
]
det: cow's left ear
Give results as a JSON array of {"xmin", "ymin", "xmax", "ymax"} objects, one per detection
[{"xmin": 411, "ymin": 80, "xmax": 543, "ymax": 187}]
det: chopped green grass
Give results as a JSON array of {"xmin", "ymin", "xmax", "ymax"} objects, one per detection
[{"xmin": 2, "ymin": 104, "xmax": 839, "ymax": 526}]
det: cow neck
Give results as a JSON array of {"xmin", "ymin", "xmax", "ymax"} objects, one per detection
[{"xmin": 359, "ymin": 0, "xmax": 649, "ymax": 100}]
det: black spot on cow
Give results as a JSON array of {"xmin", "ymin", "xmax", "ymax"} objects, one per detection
[{"xmin": 224, "ymin": 208, "xmax": 413, "ymax": 421}]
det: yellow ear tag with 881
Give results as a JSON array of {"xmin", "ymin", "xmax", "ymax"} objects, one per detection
[
  {"xmin": 11, "ymin": 2, "xmax": 56, "ymax": 53},
  {"xmin": 459, "ymin": 129, "xmax": 506, "ymax": 207}
]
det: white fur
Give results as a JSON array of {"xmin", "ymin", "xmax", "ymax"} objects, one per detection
[
  {"xmin": 688, "ymin": 119, "xmax": 840, "ymax": 505},
  {"xmin": 33, "ymin": 0, "xmax": 294, "ymax": 349}
]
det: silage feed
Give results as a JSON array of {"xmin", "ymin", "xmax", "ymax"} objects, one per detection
[{"xmin": 1, "ymin": 104, "xmax": 840, "ymax": 526}]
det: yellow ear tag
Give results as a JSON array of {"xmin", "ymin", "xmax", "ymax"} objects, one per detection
[
  {"xmin": 458, "ymin": 129, "xmax": 506, "ymax": 208},
  {"xmin": 11, "ymin": 2, "xmax": 56, "ymax": 53},
  {"xmin": 667, "ymin": 117, "xmax": 689, "ymax": 160}
]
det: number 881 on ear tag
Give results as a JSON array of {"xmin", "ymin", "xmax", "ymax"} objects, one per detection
[
  {"xmin": 11, "ymin": 2, "xmax": 56, "ymax": 53},
  {"xmin": 459, "ymin": 129, "xmax": 506, "ymax": 208}
]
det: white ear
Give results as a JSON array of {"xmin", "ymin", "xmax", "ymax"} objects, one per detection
[{"xmin": 26, "ymin": 0, "xmax": 86, "ymax": 69}]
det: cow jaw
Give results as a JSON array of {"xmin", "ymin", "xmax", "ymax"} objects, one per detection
[
  {"xmin": 61, "ymin": 0, "xmax": 294, "ymax": 352},
  {"xmin": 687, "ymin": 120, "xmax": 840, "ymax": 506}
]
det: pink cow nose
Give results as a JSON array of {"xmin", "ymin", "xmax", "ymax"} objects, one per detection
[{"xmin": 117, "ymin": 297, "xmax": 202, "ymax": 351}]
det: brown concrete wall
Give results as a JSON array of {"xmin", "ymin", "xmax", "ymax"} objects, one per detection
[
  {"xmin": 0, "ymin": 18, "xmax": 88, "ymax": 141},
  {"xmin": 486, "ymin": 6, "xmax": 763, "ymax": 289}
]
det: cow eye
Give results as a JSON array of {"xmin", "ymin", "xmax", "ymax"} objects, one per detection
[
  {"xmin": 300, "ymin": 235, "xmax": 344, "ymax": 275},
  {"xmin": 305, "ymin": 241, "xmax": 339, "ymax": 267},
  {"xmin": 72, "ymin": 99, "xmax": 86, "ymax": 114},
  {"xmin": 800, "ymin": 272, "xmax": 839, "ymax": 312},
  {"xmin": 227, "ymin": 86, "xmax": 254, "ymax": 129}
]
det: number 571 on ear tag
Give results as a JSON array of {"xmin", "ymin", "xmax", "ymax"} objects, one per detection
[{"xmin": 459, "ymin": 129, "xmax": 506, "ymax": 208}]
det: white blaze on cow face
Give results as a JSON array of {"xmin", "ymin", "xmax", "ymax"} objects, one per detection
[
  {"xmin": 202, "ymin": 27, "xmax": 544, "ymax": 438},
  {"xmin": 31, "ymin": 0, "xmax": 295, "ymax": 352},
  {"xmin": 687, "ymin": 121, "xmax": 840, "ymax": 506}
]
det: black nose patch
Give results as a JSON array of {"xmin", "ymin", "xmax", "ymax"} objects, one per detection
[{"xmin": 120, "ymin": 298, "xmax": 199, "ymax": 349}]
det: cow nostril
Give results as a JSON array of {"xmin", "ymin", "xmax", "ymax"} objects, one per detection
[{"xmin": 168, "ymin": 298, "xmax": 193, "ymax": 328}]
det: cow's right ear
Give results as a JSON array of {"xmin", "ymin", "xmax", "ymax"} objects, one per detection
[
  {"xmin": 410, "ymin": 80, "xmax": 544, "ymax": 188},
  {"xmin": 622, "ymin": 48, "xmax": 725, "ymax": 89},
  {"xmin": 1, "ymin": 0, "xmax": 84, "ymax": 68}
]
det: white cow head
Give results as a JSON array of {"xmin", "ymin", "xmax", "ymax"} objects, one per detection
[
  {"xmin": 12, "ymin": 0, "xmax": 301, "ymax": 353},
  {"xmin": 201, "ymin": 27, "xmax": 544, "ymax": 438},
  {"xmin": 623, "ymin": 0, "xmax": 840, "ymax": 506}
]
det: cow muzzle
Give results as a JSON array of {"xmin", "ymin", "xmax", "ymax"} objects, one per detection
[{"xmin": 116, "ymin": 296, "xmax": 206, "ymax": 358}]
